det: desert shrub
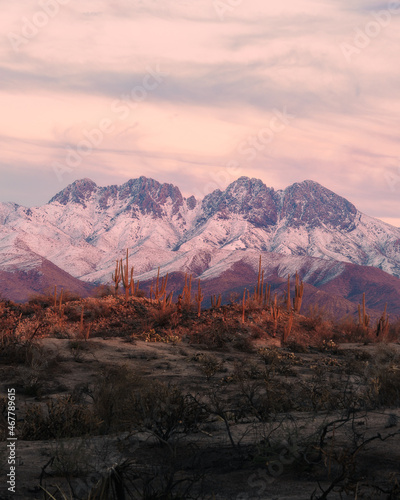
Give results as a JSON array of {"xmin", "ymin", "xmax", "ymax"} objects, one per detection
[
  {"xmin": 148, "ymin": 304, "xmax": 177, "ymax": 328},
  {"xmin": 92, "ymin": 284, "xmax": 114, "ymax": 298},
  {"xmin": 229, "ymin": 363, "xmax": 271, "ymax": 421},
  {"xmin": 0, "ymin": 334, "xmax": 38, "ymax": 365},
  {"xmin": 233, "ymin": 334, "xmax": 255, "ymax": 352},
  {"xmin": 27, "ymin": 292, "xmax": 54, "ymax": 308},
  {"xmin": 128, "ymin": 380, "xmax": 204, "ymax": 442},
  {"xmin": 76, "ymin": 454, "xmax": 202, "ymax": 500},
  {"xmin": 190, "ymin": 318, "xmax": 232, "ymax": 348},
  {"xmin": 28, "ymin": 289, "xmax": 82, "ymax": 309},
  {"xmin": 0, "ymin": 306, "xmax": 21, "ymax": 337},
  {"xmin": 367, "ymin": 367, "xmax": 400, "ymax": 407},
  {"xmin": 92, "ymin": 365, "xmax": 203, "ymax": 439},
  {"xmin": 91, "ymin": 365, "xmax": 142, "ymax": 433},
  {"xmin": 387, "ymin": 318, "xmax": 400, "ymax": 342},
  {"xmin": 297, "ymin": 378, "xmax": 342, "ymax": 412},
  {"xmin": 363, "ymin": 345, "xmax": 400, "ymax": 407},
  {"xmin": 232, "ymin": 360, "xmax": 264, "ymax": 381},
  {"xmin": 258, "ymin": 347, "xmax": 302, "ymax": 377},
  {"xmin": 236, "ymin": 376, "xmax": 296, "ymax": 420},
  {"xmin": 49, "ymin": 437, "xmax": 94, "ymax": 481},
  {"xmin": 334, "ymin": 317, "xmax": 374, "ymax": 343},
  {"xmin": 192, "ymin": 353, "xmax": 222, "ymax": 381},
  {"xmin": 314, "ymin": 338, "xmax": 340, "ymax": 354},
  {"xmin": 142, "ymin": 328, "xmax": 181, "ymax": 343},
  {"xmin": 248, "ymin": 323, "xmax": 269, "ymax": 340},
  {"xmin": 21, "ymin": 395, "xmax": 98, "ymax": 440},
  {"xmin": 284, "ymin": 339, "xmax": 309, "ymax": 353},
  {"xmin": 64, "ymin": 298, "xmax": 115, "ymax": 323},
  {"xmin": 303, "ymin": 304, "xmax": 331, "ymax": 329}
]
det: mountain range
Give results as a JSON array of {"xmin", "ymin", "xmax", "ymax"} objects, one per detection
[{"xmin": 1, "ymin": 176, "xmax": 399, "ymax": 318}]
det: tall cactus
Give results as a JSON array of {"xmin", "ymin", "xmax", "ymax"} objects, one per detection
[
  {"xmin": 112, "ymin": 259, "xmax": 122, "ymax": 296},
  {"xmin": 293, "ymin": 271, "xmax": 304, "ymax": 313},
  {"xmin": 264, "ymin": 284, "xmax": 271, "ymax": 307},
  {"xmin": 286, "ymin": 274, "xmax": 291, "ymax": 312},
  {"xmin": 271, "ymin": 292, "xmax": 280, "ymax": 337},
  {"xmin": 211, "ymin": 294, "xmax": 222, "ymax": 309},
  {"xmin": 130, "ymin": 279, "xmax": 140, "ymax": 297},
  {"xmin": 283, "ymin": 311, "xmax": 293, "ymax": 344},
  {"xmin": 358, "ymin": 292, "xmax": 370, "ymax": 329},
  {"xmin": 242, "ymin": 288, "xmax": 247, "ymax": 323},
  {"xmin": 253, "ymin": 255, "xmax": 266, "ymax": 306},
  {"xmin": 376, "ymin": 303, "xmax": 389, "ymax": 337},
  {"xmin": 182, "ymin": 273, "xmax": 193, "ymax": 308},
  {"xmin": 120, "ymin": 249, "xmax": 134, "ymax": 300},
  {"xmin": 195, "ymin": 279, "xmax": 204, "ymax": 317},
  {"xmin": 254, "ymin": 256, "xmax": 263, "ymax": 304},
  {"xmin": 154, "ymin": 267, "xmax": 168, "ymax": 301}
]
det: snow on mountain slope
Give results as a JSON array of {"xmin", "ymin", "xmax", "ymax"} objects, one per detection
[{"xmin": 0, "ymin": 177, "xmax": 399, "ymax": 291}]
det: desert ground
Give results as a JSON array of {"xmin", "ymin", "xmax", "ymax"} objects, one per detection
[{"xmin": 1, "ymin": 293, "xmax": 400, "ymax": 499}]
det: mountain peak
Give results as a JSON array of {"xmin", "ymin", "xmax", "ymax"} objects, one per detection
[
  {"xmin": 202, "ymin": 176, "xmax": 277, "ymax": 227},
  {"xmin": 117, "ymin": 177, "xmax": 184, "ymax": 216},
  {"xmin": 49, "ymin": 178, "xmax": 97, "ymax": 206},
  {"xmin": 282, "ymin": 180, "xmax": 357, "ymax": 230}
]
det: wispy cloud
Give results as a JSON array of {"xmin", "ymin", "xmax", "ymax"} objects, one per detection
[{"xmin": 0, "ymin": 0, "xmax": 399, "ymax": 223}]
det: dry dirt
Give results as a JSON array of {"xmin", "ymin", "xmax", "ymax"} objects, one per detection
[{"xmin": 1, "ymin": 335, "xmax": 400, "ymax": 500}]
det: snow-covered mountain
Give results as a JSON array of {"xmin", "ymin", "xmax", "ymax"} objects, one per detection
[{"xmin": 1, "ymin": 176, "xmax": 399, "ymax": 309}]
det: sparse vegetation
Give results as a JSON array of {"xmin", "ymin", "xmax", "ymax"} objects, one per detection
[{"xmin": 1, "ymin": 258, "xmax": 399, "ymax": 499}]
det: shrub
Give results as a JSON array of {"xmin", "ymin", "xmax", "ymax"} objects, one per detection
[
  {"xmin": 129, "ymin": 380, "xmax": 204, "ymax": 442},
  {"xmin": 21, "ymin": 395, "xmax": 98, "ymax": 440},
  {"xmin": 193, "ymin": 353, "xmax": 222, "ymax": 381}
]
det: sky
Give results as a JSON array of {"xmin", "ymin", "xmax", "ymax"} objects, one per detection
[{"xmin": 0, "ymin": 0, "xmax": 400, "ymax": 226}]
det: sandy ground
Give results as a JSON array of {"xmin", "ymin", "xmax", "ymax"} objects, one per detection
[{"xmin": 1, "ymin": 337, "xmax": 400, "ymax": 499}]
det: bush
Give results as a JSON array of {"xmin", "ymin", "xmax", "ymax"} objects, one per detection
[
  {"xmin": 21, "ymin": 395, "xmax": 98, "ymax": 440},
  {"xmin": 128, "ymin": 380, "xmax": 204, "ymax": 442}
]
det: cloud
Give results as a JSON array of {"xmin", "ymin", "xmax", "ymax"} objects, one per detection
[{"xmin": 0, "ymin": 0, "xmax": 399, "ymax": 221}]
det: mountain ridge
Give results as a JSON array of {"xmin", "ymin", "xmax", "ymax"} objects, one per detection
[{"xmin": 0, "ymin": 176, "xmax": 399, "ymax": 313}]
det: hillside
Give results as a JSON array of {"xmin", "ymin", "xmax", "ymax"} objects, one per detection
[{"xmin": 0, "ymin": 177, "xmax": 399, "ymax": 315}]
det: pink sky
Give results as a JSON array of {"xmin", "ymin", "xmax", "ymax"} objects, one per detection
[{"xmin": 1, "ymin": 0, "xmax": 400, "ymax": 226}]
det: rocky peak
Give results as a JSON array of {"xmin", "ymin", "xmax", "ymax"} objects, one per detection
[
  {"xmin": 280, "ymin": 180, "xmax": 357, "ymax": 230},
  {"xmin": 186, "ymin": 195, "xmax": 197, "ymax": 210},
  {"xmin": 117, "ymin": 177, "xmax": 184, "ymax": 217},
  {"xmin": 49, "ymin": 178, "xmax": 97, "ymax": 206},
  {"xmin": 202, "ymin": 176, "xmax": 278, "ymax": 227}
]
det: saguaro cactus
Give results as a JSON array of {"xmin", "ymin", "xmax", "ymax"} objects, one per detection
[
  {"xmin": 283, "ymin": 311, "xmax": 293, "ymax": 344},
  {"xmin": 182, "ymin": 273, "xmax": 193, "ymax": 308},
  {"xmin": 254, "ymin": 256, "xmax": 264, "ymax": 304},
  {"xmin": 286, "ymin": 274, "xmax": 291, "ymax": 312},
  {"xmin": 120, "ymin": 249, "xmax": 134, "ymax": 300},
  {"xmin": 376, "ymin": 303, "xmax": 389, "ymax": 337},
  {"xmin": 112, "ymin": 259, "xmax": 122, "ymax": 296},
  {"xmin": 358, "ymin": 292, "xmax": 370, "ymax": 329},
  {"xmin": 195, "ymin": 279, "xmax": 204, "ymax": 317},
  {"xmin": 154, "ymin": 267, "xmax": 168, "ymax": 301},
  {"xmin": 293, "ymin": 271, "xmax": 304, "ymax": 314},
  {"xmin": 271, "ymin": 293, "xmax": 280, "ymax": 337},
  {"xmin": 264, "ymin": 284, "xmax": 271, "ymax": 307},
  {"xmin": 242, "ymin": 288, "xmax": 247, "ymax": 323},
  {"xmin": 211, "ymin": 294, "xmax": 222, "ymax": 309}
]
